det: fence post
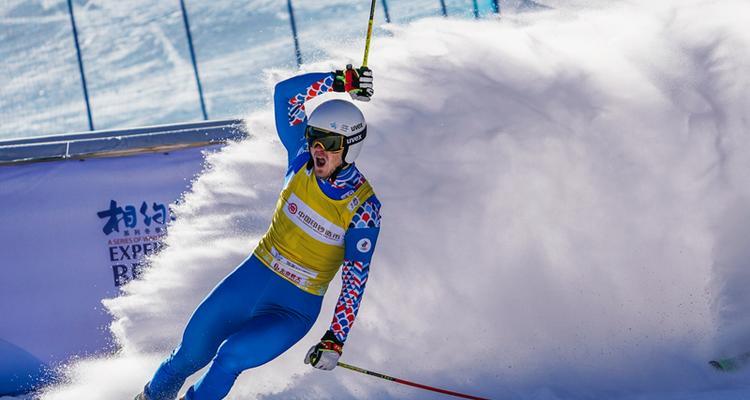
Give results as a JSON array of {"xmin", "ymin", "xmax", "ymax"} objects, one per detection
[
  {"xmin": 439, "ymin": 0, "xmax": 447, "ymax": 16},
  {"xmin": 66, "ymin": 0, "xmax": 94, "ymax": 131},
  {"xmin": 286, "ymin": 0, "xmax": 303, "ymax": 68},
  {"xmin": 382, "ymin": 0, "xmax": 391, "ymax": 23},
  {"xmin": 180, "ymin": 0, "xmax": 208, "ymax": 121}
]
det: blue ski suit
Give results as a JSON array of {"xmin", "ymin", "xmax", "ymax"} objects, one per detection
[{"xmin": 143, "ymin": 72, "xmax": 382, "ymax": 400}]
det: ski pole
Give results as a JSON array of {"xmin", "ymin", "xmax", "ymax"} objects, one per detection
[
  {"xmin": 337, "ymin": 361, "xmax": 491, "ymax": 400},
  {"xmin": 362, "ymin": 0, "xmax": 377, "ymax": 67}
]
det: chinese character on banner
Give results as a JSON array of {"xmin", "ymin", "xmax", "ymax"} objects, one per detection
[
  {"xmin": 140, "ymin": 202, "xmax": 152, "ymax": 226},
  {"xmin": 97, "ymin": 200, "xmax": 136, "ymax": 235},
  {"xmin": 123, "ymin": 205, "xmax": 137, "ymax": 228},
  {"xmin": 152, "ymin": 202, "xmax": 167, "ymax": 225}
]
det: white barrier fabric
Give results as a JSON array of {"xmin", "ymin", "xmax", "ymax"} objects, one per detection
[{"xmin": 0, "ymin": 148, "xmax": 208, "ymax": 367}]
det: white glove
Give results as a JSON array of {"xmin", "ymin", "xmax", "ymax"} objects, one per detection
[
  {"xmin": 350, "ymin": 67, "xmax": 374, "ymax": 102},
  {"xmin": 304, "ymin": 331, "xmax": 343, "ymax": 371}
]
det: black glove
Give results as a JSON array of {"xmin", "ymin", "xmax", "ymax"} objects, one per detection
[
  {"xmin": 304, "ymin": 330, "xmax": 343, "ymax": 371},
  {"xmin": 333, "ymin": 65, "xmax": 374, "ymax": 102}
]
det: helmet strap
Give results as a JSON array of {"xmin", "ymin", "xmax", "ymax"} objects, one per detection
[
  {"xmin": 328, "ymin": 160, "xmax": 350, "ymax": 183},
  {"xmin": 341, "ymin": 144, "xmax": 350, "ymax": 164},
  {"xmin": 328, "ymin": 143, "xmax": 352, "ymax": 182}
]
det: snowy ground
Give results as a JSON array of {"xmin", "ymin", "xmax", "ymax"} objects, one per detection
[{"xmin": 4, "ymin": 0, "xmax": 750, "ymax": 399}]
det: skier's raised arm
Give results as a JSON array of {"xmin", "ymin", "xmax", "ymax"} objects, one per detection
[{"xmin": 273, "ymin": 72, "xmax": 334, "ymax": 164}]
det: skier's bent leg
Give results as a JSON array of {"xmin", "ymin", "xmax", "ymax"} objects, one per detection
[
  {"xmin": 185, "ymin": 307, "xmax": 319, "ymax": 399},
  {"xmin": 146, "ymin": 255, "xmax": 274, "ymax": 400},
  {"xmin": 145, "ymin": 344, "xmax": 208, "ymax": 400}
]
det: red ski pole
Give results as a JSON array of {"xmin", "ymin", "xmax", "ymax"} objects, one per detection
[{"xmin": 336, "ymin": 361, "xmax": 491, "ymax": 400}]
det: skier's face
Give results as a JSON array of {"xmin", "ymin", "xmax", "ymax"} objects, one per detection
[{"xmin": 311, "ymin": 142, "xmax": 344, "ymax": 179}]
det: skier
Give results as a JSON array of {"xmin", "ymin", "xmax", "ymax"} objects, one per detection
[{"xmin": 136, "ymin": 66, "xmax": 380, "ymax": 400}]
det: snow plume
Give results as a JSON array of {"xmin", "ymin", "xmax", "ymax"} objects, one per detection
[{"xmin": 40, "ymin": 0, "xmax": 750, "ymax": 399}]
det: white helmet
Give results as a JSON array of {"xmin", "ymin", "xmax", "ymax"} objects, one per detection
[{"xmin": 307, "ymin": 99, "xmax": 367, "ymax": 164}]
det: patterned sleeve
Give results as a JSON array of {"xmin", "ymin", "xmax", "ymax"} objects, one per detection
[
  {"xmin": 273, "ymin": 72, "xmax": 335, "ymax": 165},
  {"xmin": 329, "ymin": 196, "xmax": 382, "ymax": 343}
]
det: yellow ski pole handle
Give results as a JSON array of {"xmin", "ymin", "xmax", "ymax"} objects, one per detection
[
  {"xmin": 337, "ymin": 361, "xmax": 491, "ymax": 400},
  {"xmin": 362, "ymin": 0, "xmax": 377, "ymax": 68}
]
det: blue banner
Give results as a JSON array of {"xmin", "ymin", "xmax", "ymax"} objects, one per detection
[{"xmin": 0, "ymin": 147, "xmax": 208, "ymax": 394}]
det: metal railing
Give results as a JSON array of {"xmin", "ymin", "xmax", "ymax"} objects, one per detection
[
  {"xmin": 2, "ymin": 0, "xmax": 507, "ymax": 139},
  {"xmin": 0, "ymin": 119, "xmax": 246, "ymax": 165}
]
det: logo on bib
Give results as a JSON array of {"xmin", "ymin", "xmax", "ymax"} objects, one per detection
[
  {"xmin": 347, "ymin": 196, "xmax": 361, "ymax": 211},
  {"xmin": 356, "ymin": 238, "xmax": 372, "ymax": 253},
  {"xmin": 284, "ymin": 194, "xmax": 345, "ymax": 246}
]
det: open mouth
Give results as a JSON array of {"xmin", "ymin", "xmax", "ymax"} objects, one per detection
[{"xmin": 314, "ymin": 156, "xmax": 327, "ymax": 168}]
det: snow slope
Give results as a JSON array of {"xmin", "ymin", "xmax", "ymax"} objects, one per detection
[{"xmin": 38, "ymin": 0, "xmax": 750, "ymax": 399}]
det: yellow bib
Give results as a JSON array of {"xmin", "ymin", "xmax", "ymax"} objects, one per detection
[{"xmin": 254, "ymin": 165, "xmax": 374, "ymax": 295}]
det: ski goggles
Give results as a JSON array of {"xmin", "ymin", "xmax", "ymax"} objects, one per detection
[{"xmin": 305, "ymin": 125, "xmax": 367, "ymax": 152}]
